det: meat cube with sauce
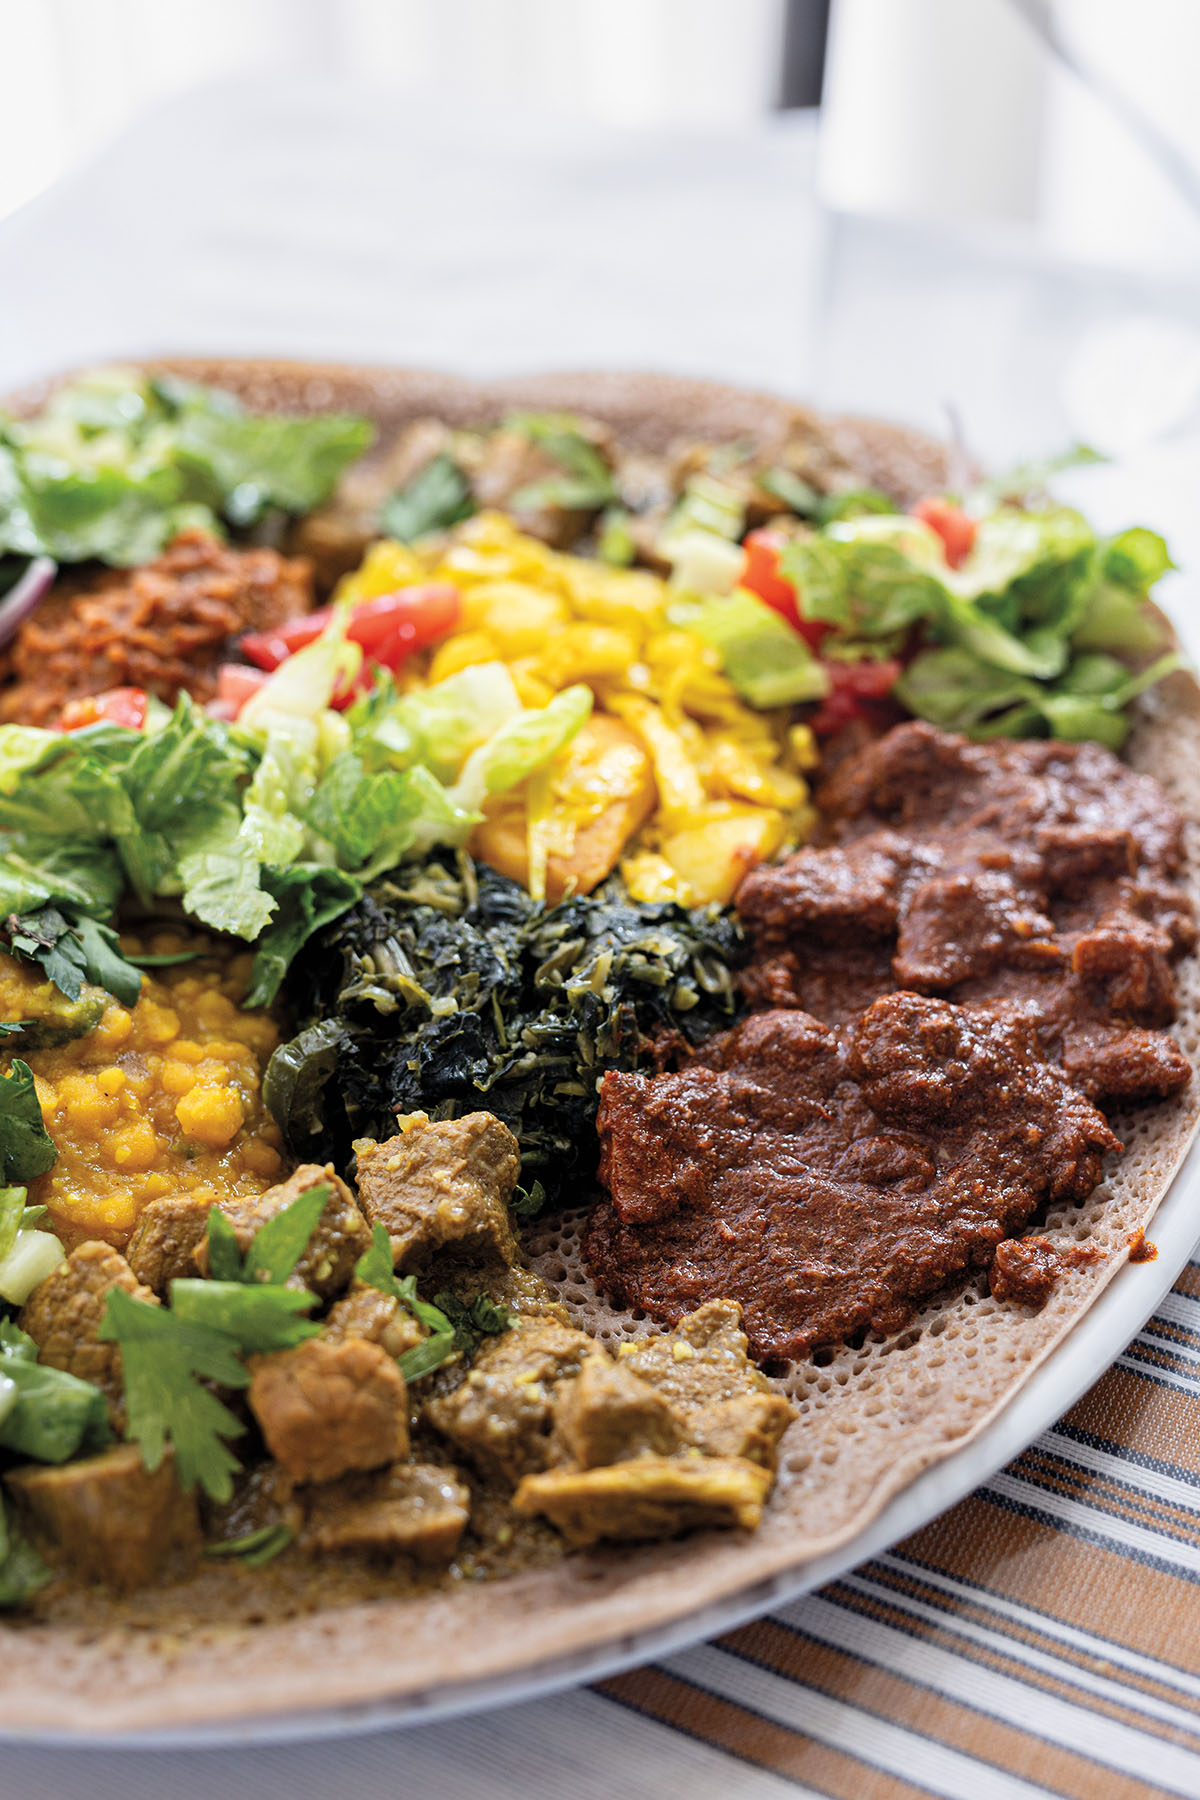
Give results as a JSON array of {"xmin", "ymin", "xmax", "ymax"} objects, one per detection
[
  {"xmin": 248, "ymin": 1338, "xmax": 409, "ymax": 1484},
  {"xmin": 19, "ymin": 1242, "xmax": 155, "ymax": 1414},
  {"xmin": 200, "ymin": 1164, "xmax": 370, "ymax": 1299},
  {"xmin": 5, "ymin": 1445, "xmax": 200, "ymax": 1590},
  {"xmin": 355, "ymin": 1115, "xmax": 521, "ymax": 1277},
  {"xmin": 424, "ymin": 1316, "xmax": 595, "ymax": 1485},
  {"xmin": 551, "ymin": 1353, "xmax": 684, "ymax": 1468},
  {"xmin": 514, "ymin": 1455, "xmax": 772, "ymax": 1547},
  {"xmin": 324, "ymin": 1281, "xmax": 426, "ymax": 1360},
  {"xmin": 301, "ymin": 1462, "xmax": 470, "ymax": 1562},
  {"xmin": 125, "ymin": 1193, "xmax": 212, "ymax": 1295},
  {"xmin": 619, "ymin": 1301, "xmax": 795, "ymax": 1468}
]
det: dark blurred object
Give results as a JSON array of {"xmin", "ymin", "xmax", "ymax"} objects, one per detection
[{"xmin": 778, "ymin": 0, "xmax": 831, "ymax": 109}]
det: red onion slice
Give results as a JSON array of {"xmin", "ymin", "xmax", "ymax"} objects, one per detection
[{"xmin": 0, "ymin": 557, "xmax": 56, "ymax": 650}]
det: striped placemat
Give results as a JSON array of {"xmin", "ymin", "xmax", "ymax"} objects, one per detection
[{"xmin": 592, "ymin": 1253, "xmax": 1200, "ymax": 1800}]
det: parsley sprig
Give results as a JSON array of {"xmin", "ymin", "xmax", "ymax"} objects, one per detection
[
  {"xmin": 353, "ymin": 1225, "xmax": 514, "ymax": 1382},
  {"xmin": 100, "ymin": 1186, "xmax": 330, "ymax": 1501}
]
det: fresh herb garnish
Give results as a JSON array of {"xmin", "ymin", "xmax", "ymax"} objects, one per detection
[
  {"xmin": 3, "ymin": 905, "xmax": 142, "ymax": 1008},
  {"xmin": 380, "ymin": 453, "xmax": 475, "ymax": 542},
  {"xmin": 204, "ymin": 1522, "xmax": 294, "ymax": 1566},
  {"xmin": 0, "ymin": 1060, "xmax": 57, "ymax": 1183},
  {"xmin": 101, "ymin": 1187, "xmax": 333, "ymax": 1499},
  {"xmin": 352, "ymin": 1223, "xmax": 511, "ymax": 1382},
  {"xmin": 511, "ymin": 1180, "xmax": 546, "ymax": 1220},
  {"xmin": 505, "ymin": 412, "xmax": 617, "ymax": 513},
  {"xmin": 100, "ymin": 1289, "xmax": 247, "ymax": 1501}
]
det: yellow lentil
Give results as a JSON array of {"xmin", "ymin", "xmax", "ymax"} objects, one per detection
[{"xmin": 3, "ymin": 939, "xmax": 285, "ymax": 1243}]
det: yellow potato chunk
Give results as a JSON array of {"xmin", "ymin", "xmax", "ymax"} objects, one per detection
[
  {"xmin": 471, "ymin": 714, "xmax": 657, "ymax": 902},
  {"xmin": 660, "ymin": 808, "xmax": 787, "ymax": 905}
]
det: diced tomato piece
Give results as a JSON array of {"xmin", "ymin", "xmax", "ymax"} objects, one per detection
[
  {"xmin": 216, "ymin": 663, "xmax": 271, "ymax": 716},
  {"xmin": 59, "ymin": 687, "xmax": 148, "ymax": 731},
  {"xmin": 346, "ymin": 585, "xmax": 462, "ymax": 656},
  {"xmin": 239, "ymin": 585, "xmax": 462, "ymax": 675},
  {"xmin": 239, "ymin": 631, "xmax": 298, "ymax": 671},
  {"xmin": 809, "ymin": 658, "xmax": 903, "ymax": 737},
  {"xmin": 740, "ymin": 529, "xmax": 828, "ymax": 648},
  {"xmin": 911, "ymin": 496, "xmax": 977, "ymax": 569}
]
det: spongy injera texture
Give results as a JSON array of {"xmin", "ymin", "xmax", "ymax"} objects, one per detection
[{"xmin": 0, "ymin": 364, "xmax": 1195, "ymax": 1737}]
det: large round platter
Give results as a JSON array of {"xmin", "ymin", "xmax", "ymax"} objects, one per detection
[{"xmin": 2, "ymin": 362, "xmax": 1197, "ymax": 1743}]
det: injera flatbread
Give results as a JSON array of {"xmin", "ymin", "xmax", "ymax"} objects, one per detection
[{"xmin": 0, "ymin": 361, "xmax": 1197, "ymax": 1736}]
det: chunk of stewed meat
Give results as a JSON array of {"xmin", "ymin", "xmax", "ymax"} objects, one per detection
[
  {"xmin": 301, "ymin": 1462, "xmax": 471, "ymax": 1562},
  {"xmin": 324, "ymin": 1281, "xmax": 425, "ymax": 1361},
  {"xmin": 200, "ymin": 1164, "xmax": 370, "ymax": 1299},
  {"xmin": 618, "ymin": 1301, "xmax": 795, "ymax": 1467},
  {"xmin": 20, "ymin": 1243, "xmax": 155, "ymax": 1413},
  {"xmin": 587, "ymin": 997, "xmax": 1121, "ymax": 1360},
  {"xmin": 355, "ymin": 1115, "xmax": 521, "ymax": 1277},
  {"xmin": 424, "ymin": 1316, "xmax": 595, "ymax": 1485},
  {"xmin": 5, "ymin": 1445, "xmax": 200, "ymax": 1590},
  {"xmin": 125, "ymin": 1193, "xmax": 212, "ymax": 1295},
  {"xmin": 514, "ymin": 1455, "xmax": 772, "ymax": 1547},
  {"xmin": 248, "ymin": 1338, "xmax": 409, "ymax": 1484},
  {"xmin": 551, "ymin": 1354, "xmax": 684, "ymax": 1468}
]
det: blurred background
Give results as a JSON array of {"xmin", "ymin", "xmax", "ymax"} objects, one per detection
[{"xmin": 3, "ymin": 0, "xmax": 1200, "ymax": 573}]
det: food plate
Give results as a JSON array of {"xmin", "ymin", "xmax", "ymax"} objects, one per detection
[{"xmin": 1, "ymin": 362, "xmax": 1197, "ymax": 1743}]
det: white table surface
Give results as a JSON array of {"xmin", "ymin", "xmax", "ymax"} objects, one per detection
[{"xmin": 3, "ymin": 71, "xmax": 1200, "ymax": 1797}]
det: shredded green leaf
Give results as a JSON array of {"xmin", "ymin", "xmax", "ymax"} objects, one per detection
[{"xmin": 0, "ymin": 1061, "xmax": 57, "ymax": 1184}]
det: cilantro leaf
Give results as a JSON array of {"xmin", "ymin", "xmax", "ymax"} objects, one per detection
[
  {"xmin": 380, "ymin": 453, "xmax": 475, "ymax": 542},
  {"xmin": 204, "ymin": 1207, "xmax": 245, "ymax": 1284},
  {"xmin": 511, "ymin": 1179, "xmax": 547, "ymax": 1219},
  {"xmin": 505, "ymin": 412, "xmax": 616, "ymax": 512},
  {"xmin": 169, "ymin": 1280, "xmax": 320, "ymax": 1354},
  {"xmin": 354, "ymin": 1222, "xmax": 459, "ymax": 1380},
  {"xmin": 0, "ymin": 1061, "xmax": 57, "ymax": 1183},
  {"xmin": 99, "ymin": 1288, "xmax": 247, "ymax": 1501}
]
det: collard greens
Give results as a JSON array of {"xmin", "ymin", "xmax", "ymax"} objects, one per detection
[{"xmin": 267, "ymin": 851, "xmax": 746, "ymax": 1201}]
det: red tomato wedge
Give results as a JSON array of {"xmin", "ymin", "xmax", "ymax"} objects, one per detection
[
  {"xmin": 809, "ymin": 658, "xmax": 903, "ymax": 737},
  {"xmin": 58, "ymin": 687, "xmax": 148, "ymax": 731},
  {"xmin": 911, "ymin": 496, "xmax": 977, "ymax": 569},
  {"xmin": 240, "ymin": 585, "xmax": 462, "ymax": 673},
  {"xmin": 216, "ymin": 664, "xmax": 271, "ymax": 716},
  {"xmin": 740, "ymin": 529, "xmax": 828, "ymax": 648}
]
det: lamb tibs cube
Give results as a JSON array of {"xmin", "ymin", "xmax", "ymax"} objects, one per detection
[
  {"xmin": 20, "ymin": 1242, "xmax": 155, "ymax": 1415},
  {"xmin": 355, "ymin": 1114, "xmax": 521, "ymax": 1278},
  {"xmin": 5, "ymin": 1444, "xmax": 200, "ymax": 1589},
  {"xmin": 552, "ymin": 1353, "xmax": 684, "ymax": 1468},
  {"xmin": 125, "ymin": 1193, "xmax": 212, "ymax": 1294},
  {"xmin": 199, "ymin": 1164, "xmax": 370, "ymax": 1299},
  {"xmin": 514, "ymin": 1456, "xmax": 773, "ymax": 1548},
  {"xmin": 301, "ymin": 1462, "xmax": 471, "ymax": 1562},
  {"xmin": 324, "ymin": 1281, "xmax": 426, "ymax": 1360},
  {"xmin": 619, "ymin": 1301, "xmax": 795, "ymax": 1469},
  {"xmin": 248, "ymin": 1338, "xmax": 409, "ymax": 1485},
  {"xmin": 424, "ymin": 1316, "xmax": 595, "ymax": 1485}
]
